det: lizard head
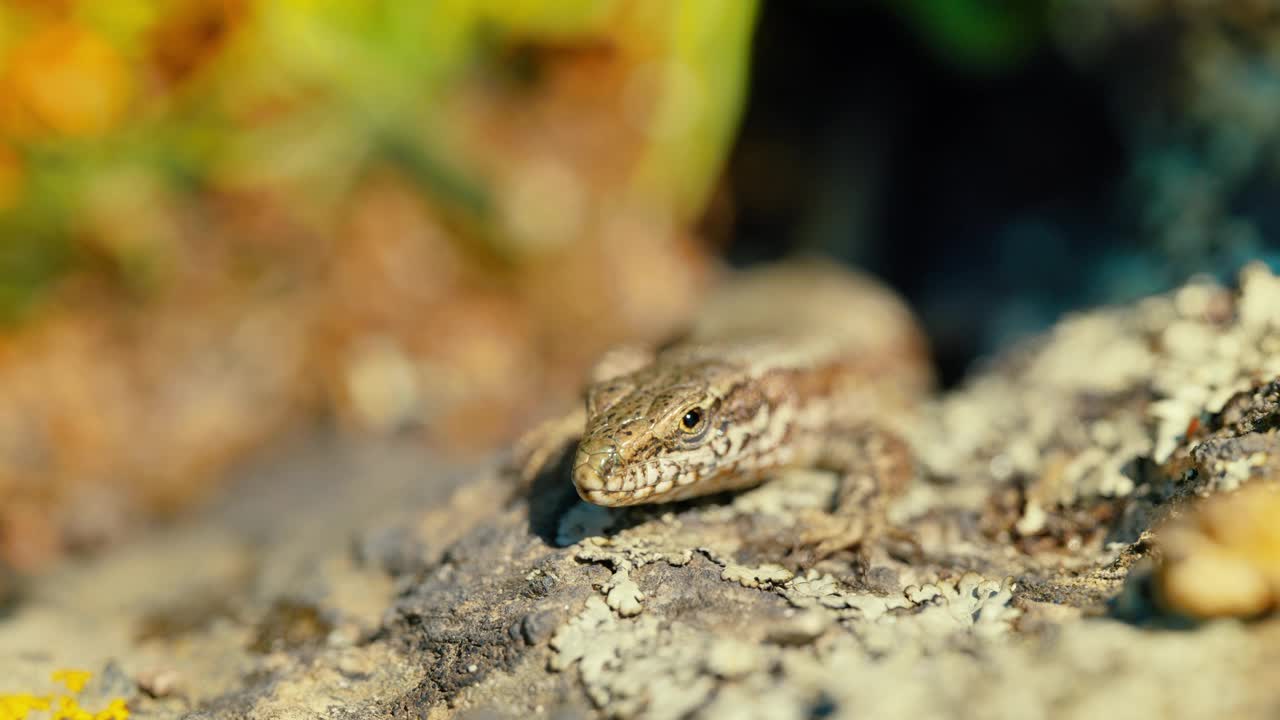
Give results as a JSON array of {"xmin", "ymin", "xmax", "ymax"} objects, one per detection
[{"xmin": 572, "ymin": 361, "xmax": 732, "ymax": 506}]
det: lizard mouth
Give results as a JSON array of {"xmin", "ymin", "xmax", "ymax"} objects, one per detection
[{"xmin": 571, "ymin": 440, "xmax": 660, "ymax": 507}]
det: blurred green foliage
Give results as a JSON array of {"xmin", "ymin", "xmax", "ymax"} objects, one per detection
[
  {"xmin": 893, "ymin": 0, "xmax": 1046, "ymax": 72},
  {"xmin": 0, "ymin": 0, "xmax": 759, "ymax": 320}
]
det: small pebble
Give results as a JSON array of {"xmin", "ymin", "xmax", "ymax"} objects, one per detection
[
  {"xmin": 336, "ymin": 652, "xmax": 374, "ymax": 678},
  {"xmin": 137, "ymin": 668, "xmax": 182, "ymax": 699},
  {"xmin": 766, "ymin": 609, "xmax": 831, "ymax": 645},
  {"xmin": 521, "ymin": 610, "xmax": 558, "ymax": 646}
]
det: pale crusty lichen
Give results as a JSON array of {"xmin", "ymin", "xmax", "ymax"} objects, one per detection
[
  {"xmin": 720, "ymin": 563, "xmax": 793, "ymax": 589},
  {"xmin": 782, "ymin": 571, "xmax": 1019, "ymax": 652},
  {"xmin": 909, "ymin": 326, "xmax": 1156, "ymax": 516},
  {"xmin": 549, "ymin": 571, "xmax": 1022, "ymax": 720},
  {"xmin": 782, "ymin": 571, "xmax": 912, "ymax": 619},
  {"xmin": 549, "ymin": 596, "xmax": 734, "ymax": 719},
  {"xmin": 1149, "ymin": 266, "xmax": 1280, "ymax": 473},
  {"xmin": 1150, "ymin": 265, "xmax": 1280, "ymax": 466},
  {"xmin": 907, "ymin": 263, "xmax": 1280, "ymax": 525},
  {"xmin": 574, "ymin": 535, "xmax": 696, "ymax": 571},
  {"xmin": 706, "ymin": 617, "xmax": 1272, "ymax": 720},
  {"xmin": 572, "ymin": 531, "xmax": 697, "ymax": 616},
  {"xmin": 551, "ymin": 588, "xmax": 1274, "ymax": 720},
  {"xmin": 602, "ymin": 567, "xmax": 646, "ymax": 617}
]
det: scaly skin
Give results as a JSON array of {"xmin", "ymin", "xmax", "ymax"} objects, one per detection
[{"xmin": 519, "ymin": 260, "xmax": 932, "ymax": 528}]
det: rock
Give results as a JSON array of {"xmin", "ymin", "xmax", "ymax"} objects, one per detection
[{"xmin": 5, "ymin": 267, "xmax": 1280, "ymax": 719}]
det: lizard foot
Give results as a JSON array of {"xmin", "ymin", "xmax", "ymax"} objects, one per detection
[{"xmin": 784, "ymin": 509, "xmax": 873, "ymax": 568}]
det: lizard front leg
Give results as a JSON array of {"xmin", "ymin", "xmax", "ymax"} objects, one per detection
[
  {"xmin": 792, "ymin": 424, "xmax": 916, "ymax": 564},
  {"xmin": 513, "ymin": 405, "xmax": 587, "ymax": 488}
]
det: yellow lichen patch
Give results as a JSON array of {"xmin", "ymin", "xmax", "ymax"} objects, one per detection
[
  {"xmin": 49, "ymin": 672, "xmax": 91, "ymax": 695},
  {"xmin": 1157, "ymin": 482, "xmax": 1280, "ymax": 618},
  {"xmin": 0, "ymin": 696, "xmax": 51, "ymax": 720},
  {"xmin": 0, "ymin": 670, "xmax": 129, "ymax": 720}
]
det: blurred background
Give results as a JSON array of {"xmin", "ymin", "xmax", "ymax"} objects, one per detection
[{"xmin": 0, "ymin": 0, "xmax": 1277, "ymax": 574}]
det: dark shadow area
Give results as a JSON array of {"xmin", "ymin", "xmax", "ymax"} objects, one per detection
[
  {"xmin": 723, "ymin": 0, "xmax": 1127, "ymax": 385},
  {"xmin": 523, "ymin": 448, "xmax": 586, "ymax": 546},
  {"xmin": 1106, "ymin": 563, "xmax": 1202, "ymax": 631}
]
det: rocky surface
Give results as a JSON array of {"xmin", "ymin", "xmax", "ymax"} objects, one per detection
[{"xmin": 4, "ymin": 265, "xmax": 1280, "ymax": 719}]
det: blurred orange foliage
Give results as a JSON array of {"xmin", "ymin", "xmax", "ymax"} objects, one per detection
[
  {"xmin": 0, "ymin": 22, "xmax": 130, "ymax": 139},
  {"xmin": 0, "ymin": 0, "xmax": 757, "ymax": 571}
]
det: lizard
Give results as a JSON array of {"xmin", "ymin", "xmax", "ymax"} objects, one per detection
[{"xmin": 516, "ymin": 259, "xmax": 934, "ymax": 558}]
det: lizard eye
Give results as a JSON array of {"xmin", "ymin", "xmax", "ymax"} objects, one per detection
[{"xmin": 679, "ymin": 408, "xmax": 704, "ymax": 433}]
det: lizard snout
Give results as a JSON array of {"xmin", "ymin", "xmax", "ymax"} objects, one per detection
[{"xmin": 572, "ymin": 438, "xmax": 621, "ymax": 502}]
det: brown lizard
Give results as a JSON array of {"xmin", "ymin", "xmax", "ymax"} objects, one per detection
[{"xmin": 517, "ymin": 259, "xmax": 933, "ymax": 556}]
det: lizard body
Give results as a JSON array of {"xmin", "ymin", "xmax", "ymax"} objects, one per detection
[{"xmin": 519, "ymin": 260, "xmax": 932, "ymax": 538}]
